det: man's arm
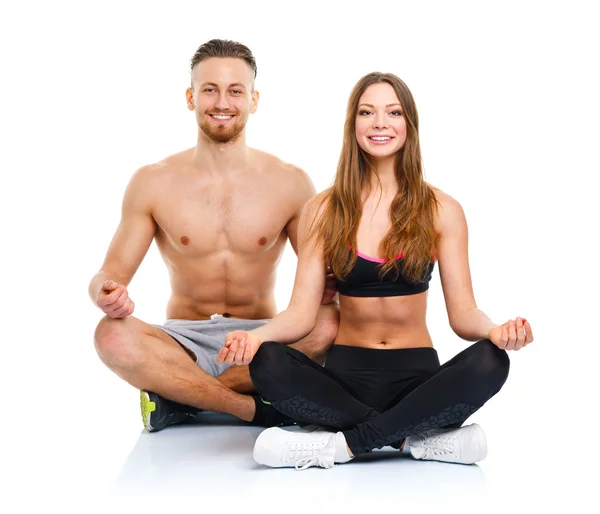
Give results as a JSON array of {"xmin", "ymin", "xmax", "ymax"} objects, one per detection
[
  {"xmin": 284, "ymin": 166, "xmax": 316, "ymax": 255},
  {"xmin": 88, "ymin": 166, "xmax": 158, "ymax": 316}
]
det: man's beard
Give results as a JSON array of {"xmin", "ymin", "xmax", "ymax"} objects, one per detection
[{"xmin": 199, "ymin": 111, "xmax": 246, "ymax": 143}]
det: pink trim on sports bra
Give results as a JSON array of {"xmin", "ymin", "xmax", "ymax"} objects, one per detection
[{"xmin": 355, "ymin": 250, "xmax": 403, "ymax": 263}]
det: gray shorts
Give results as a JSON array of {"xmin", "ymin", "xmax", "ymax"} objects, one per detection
[{"xmin": 154, "ymin": 314, "xmax": 270, "ymax": 377}]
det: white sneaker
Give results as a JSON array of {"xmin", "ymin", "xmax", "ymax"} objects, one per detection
[
  {"xmin": 253, "ymin": 426, "xmax": 336, "ymax": 470},
  {"xmin": 404, "ymin": 423, "xmax": 487, "ymax": 464}
]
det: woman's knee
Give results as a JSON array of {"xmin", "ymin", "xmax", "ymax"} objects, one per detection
[
  {"xmin": 249, "ymin": 341, "xmax": 290, "ymax": 390},
  {"xmin": 470, "ymin": 339, "xmax": 510, "ymax": 387}
]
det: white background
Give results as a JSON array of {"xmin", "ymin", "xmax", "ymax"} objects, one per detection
[{"xmin": 1, "ymin": 0, "xmax": 598, "ymax": 512}]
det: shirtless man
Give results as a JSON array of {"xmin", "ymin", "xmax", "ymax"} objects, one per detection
[{"xmin": 89, "ymin": 39, "xmax": 338, "ymax": 432}]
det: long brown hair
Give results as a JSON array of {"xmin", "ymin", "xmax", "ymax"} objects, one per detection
[{"xmin": 309, "ymin": 72, "xmax": 439, "ymax": 283}]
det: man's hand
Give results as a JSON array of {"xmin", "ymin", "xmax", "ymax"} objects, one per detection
[
  {"xmin": 216, "ymin": 330, "xmax": 263, "ymax": 366},
  {"xmin": 96, "ymin": 280, "xmax": 135, "ymax": 318},
  {"xmin": 488, "ymin": 317, "xmax": 533, "ymax": 351}
]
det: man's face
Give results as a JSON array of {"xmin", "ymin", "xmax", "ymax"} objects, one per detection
[{"xmin": 186, "ymin": 57, "xmax": 258, "ymax": 143}]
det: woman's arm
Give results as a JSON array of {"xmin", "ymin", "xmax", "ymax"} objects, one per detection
[
  {"xmin": 435, "ymin": 190, "xmax": 500, "ymax": 341},
  {"xmin": 435, "ymin": 190, "xmax": 533, "ymax": 349},
  {"xmin": 252, "ymin": 197, "xmax": 327, "ymax": 343},
  {"xmin": 216, "ymin": 196, "xmax": 327, "ymax": 365}
]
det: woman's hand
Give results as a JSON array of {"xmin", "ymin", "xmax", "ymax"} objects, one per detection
[
  {"xmin": 488, "ymin": 317, "xmax": 534, "ymax": 351},
  {"xmin": 216, "ymin": 330, "xmax": 263, "ymax": 366}
]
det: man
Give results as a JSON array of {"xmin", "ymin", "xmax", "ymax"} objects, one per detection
[{"xmin": 89, "ymin": 39, "xmax": 338, "ymax": 432}]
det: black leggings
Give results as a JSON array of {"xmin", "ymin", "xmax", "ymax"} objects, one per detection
[{"xmin": 249, "ymin": 340, "xmax": 509, "ymax": 455}]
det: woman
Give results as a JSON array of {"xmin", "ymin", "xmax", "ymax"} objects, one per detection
[{"xmin": 216, "ymin": 72, "xmax": 534, "ymax": 470}]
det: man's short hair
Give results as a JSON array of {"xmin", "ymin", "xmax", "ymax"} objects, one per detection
[{"xmin": 190, "ymin": 39, "xmax": 257, "ymax": 79}]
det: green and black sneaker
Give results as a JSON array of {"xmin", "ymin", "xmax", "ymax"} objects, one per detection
[{"xmin": 140, "ymin": 390, "xmax": 200, "ymax": 432}]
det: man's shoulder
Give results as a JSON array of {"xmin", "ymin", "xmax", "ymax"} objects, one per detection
[
  {"xmin": 132, "ymin": 149, "xmax": 193, "ymax": 183},
  {"xmin": 251, "ymin": 148, "xmax": 315, "ymax": 194},
  {"xmin": 252, "ymin": 148, "xmax": 308, "ymax": 179}
]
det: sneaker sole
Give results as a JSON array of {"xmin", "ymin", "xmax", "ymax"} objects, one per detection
[{"xmin": 140, "ymin": 391, "xmax": 156, "ymax": 432}]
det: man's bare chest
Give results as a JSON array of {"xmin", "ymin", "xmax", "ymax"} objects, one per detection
[{"xmin": 152, "ymin": 183, "xmax": 292, "ymax": 255}]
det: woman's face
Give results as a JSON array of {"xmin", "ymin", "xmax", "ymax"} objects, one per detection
[{"xmin": 355, "ymin": 82, "xmax": 407, "ymax": 159}]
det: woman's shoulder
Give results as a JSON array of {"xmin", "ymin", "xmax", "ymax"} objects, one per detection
[
  {"xmin": 426, "ymin": 183, "xmax": 466, "ymax": 230},
  {"xmin": 426, "ymin": 183, "xmax": 461, "ymax": 208}
]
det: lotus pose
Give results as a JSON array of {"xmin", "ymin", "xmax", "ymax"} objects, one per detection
[
  {"xmin": 217, "ymin": 71, "xmax": 534, "ymax": 470},
  {"xmin": 90, "ymin": 39, "xmax": 338, "ymax": 433}
]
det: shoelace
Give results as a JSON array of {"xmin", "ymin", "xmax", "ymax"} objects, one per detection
[
  {"xmin": 295, "ymin": 455, "xmax": 334, "ymax": 470},
  {"xmin": 286, "ymin": 442, "xmax": 334, "ymax": 470},
  {"xmin": 418, "ymin": 433, "xmax": 457, "ymax": 459}
]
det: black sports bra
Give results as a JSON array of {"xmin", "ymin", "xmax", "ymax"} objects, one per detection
[{"xmin": 335, "ymin": 249, "xmax": 435, "ymax": 297}]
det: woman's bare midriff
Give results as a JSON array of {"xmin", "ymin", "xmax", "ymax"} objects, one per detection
[{"xmin": 335, "ymin": 291, "xmax": 433, "ymax": 349}]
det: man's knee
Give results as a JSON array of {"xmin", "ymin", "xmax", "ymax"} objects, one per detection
[
  {"xmin": 300, "ymin": 302, "xmax": 339, "ymax": 352},
  {"xmin": 315, "ymin": 303, "xmax": 340, "ymax": 345},
  {"xmin": 94, "ymin": 315, "xmax": 145, "ymax": 370}
]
